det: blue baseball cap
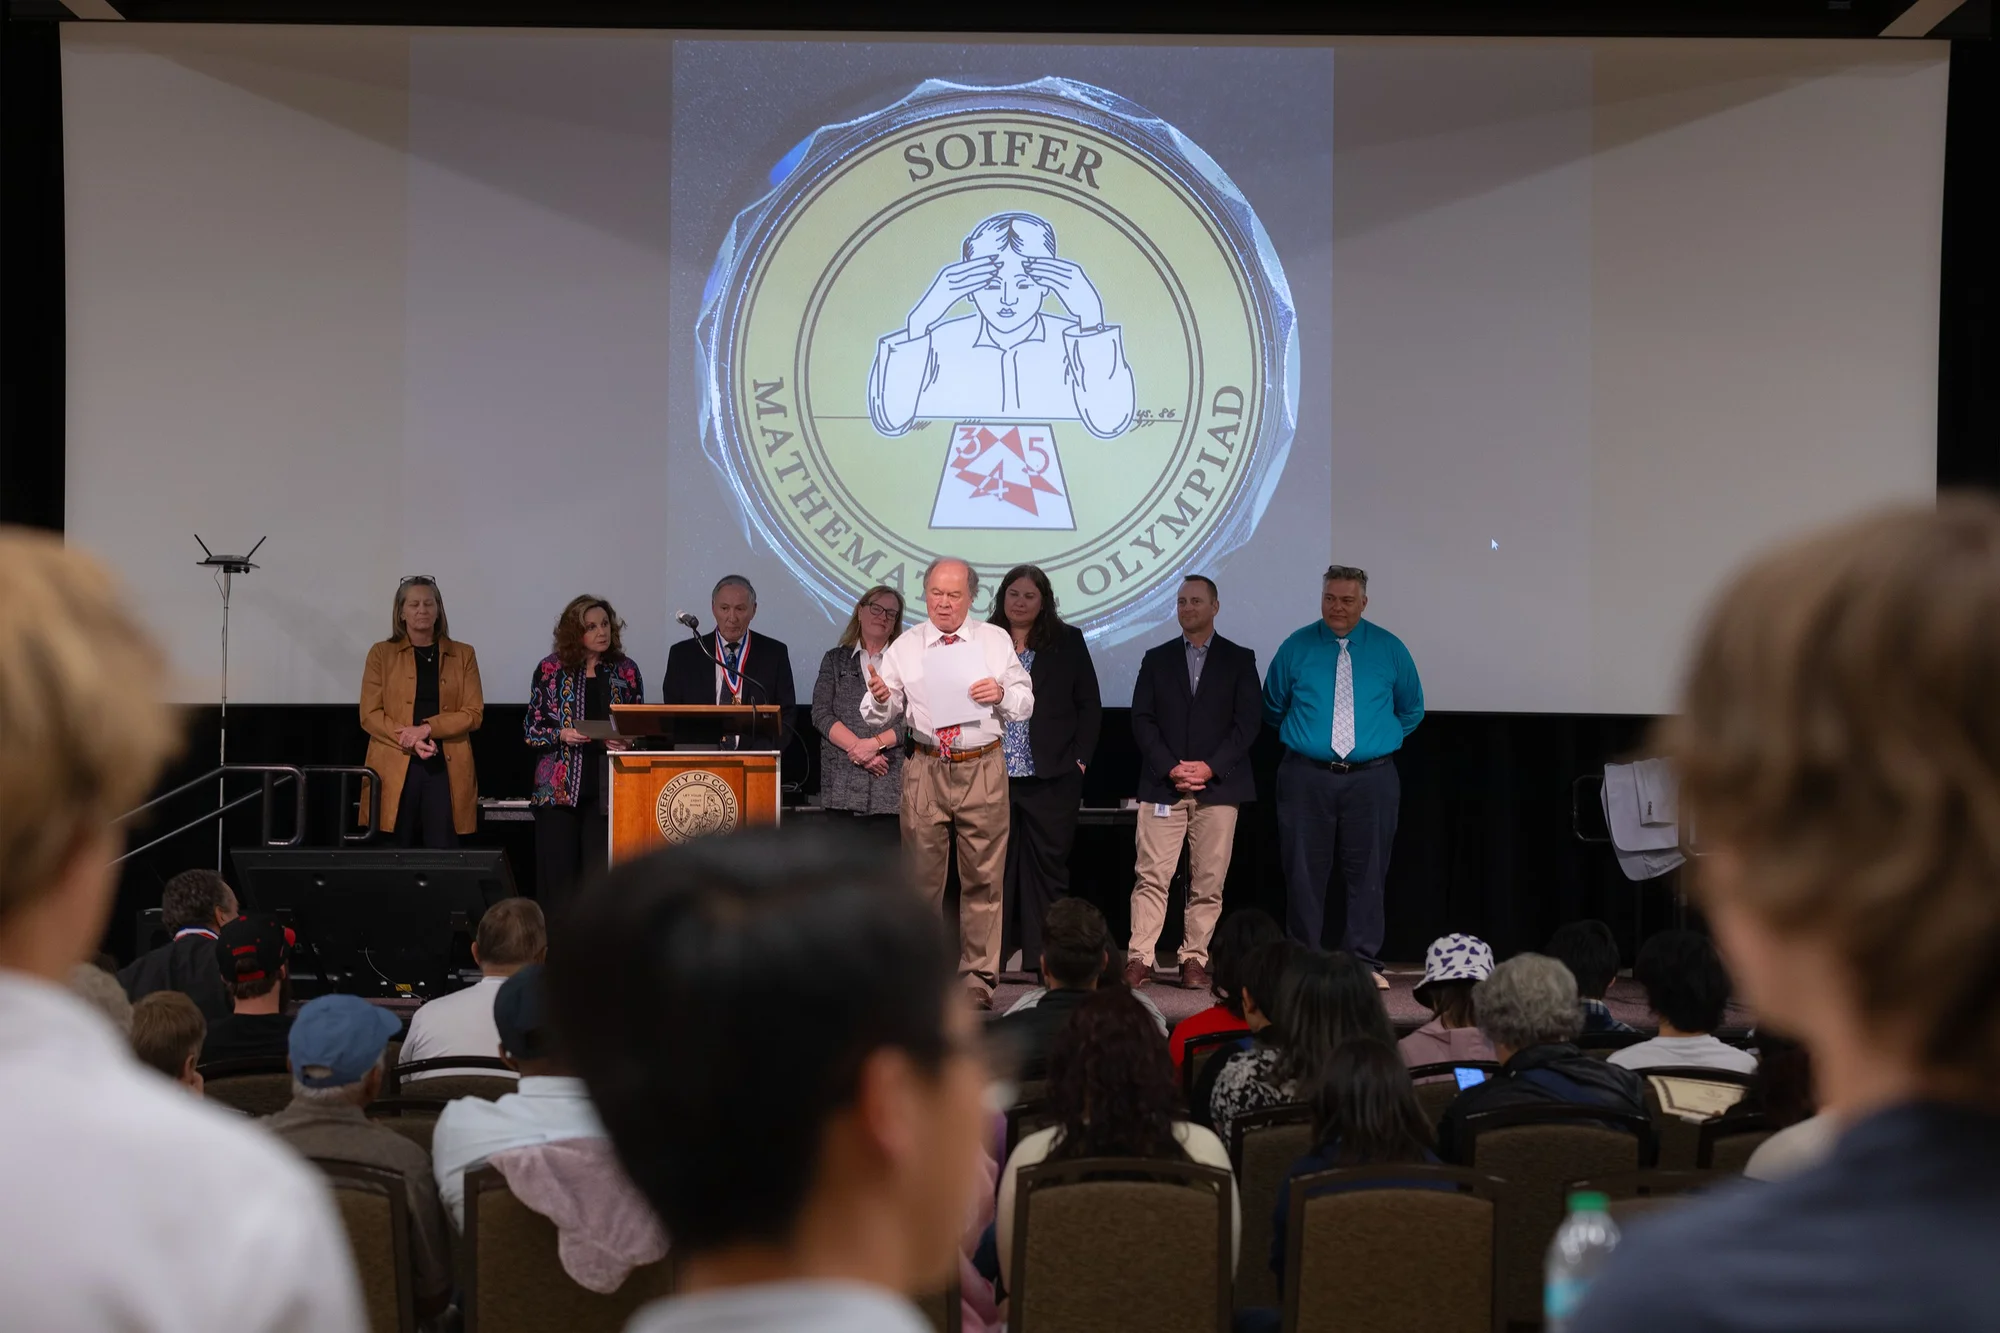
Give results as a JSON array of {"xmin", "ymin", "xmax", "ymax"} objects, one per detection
[
  {"xmin": 289, "ymin": 994, "xmax": 403, "ymax": 1088},
  {"xmin": 493, "ymin": 963, "xmax": 549, "ymax": 1061}
]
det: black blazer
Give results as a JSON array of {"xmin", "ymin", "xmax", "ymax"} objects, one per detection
[
  {"xmin": 1130, "ymin": 631, "xmax": 1261, "ymax": 806},
  {"xmin": 661, "ymin": 631, "xmax": 797, "ymax": 715},
  {"xmin": 1021, "ymin": 622, "xmax": 1102, "ymax": 777}
]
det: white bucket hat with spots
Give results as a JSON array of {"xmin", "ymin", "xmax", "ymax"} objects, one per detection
[{"xmin": 1414, "ymin": 933, "xmax": 1495, "ymax": 1002}]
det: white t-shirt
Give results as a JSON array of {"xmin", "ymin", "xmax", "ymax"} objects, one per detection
[
  {"xmin": 397, "ymin": 974, "xmax": 519, "ymax": 1082},
  {"xmin": 629, "ymin": 1280, "xmax": 931, "ymax": 1333},
  {"xmin": 1608, "ymin": 1033, "xmax": 1760, "ymax": 1074},
  {"xmin": 0, "ymin": 968, "xmax": 365, "ymax": 1333}
]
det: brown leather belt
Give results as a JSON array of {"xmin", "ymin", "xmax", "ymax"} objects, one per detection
[{"xmin": 913, "ymin": 738, "xmax": 1002, "ymax": 763}]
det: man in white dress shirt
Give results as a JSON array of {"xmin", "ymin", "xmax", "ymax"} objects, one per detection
[
  {"xmin": 431, "ymin": 963, "xmax": 606, "ymax": 1229},
  {"xmin": 862, "ymin": 556, "xmax": 1034, "ymax": 1007},
  {"xmin": 0, "ymin": 530, "xmax": 364, "ymax": 1333},
  {"xmin": 398, "ymin": 896, "xmax": 544, "ymax": 1085}
]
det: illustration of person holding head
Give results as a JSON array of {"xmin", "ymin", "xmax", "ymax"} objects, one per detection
[{"xmin": 868, "ymin": 213, "xmax": 1137, "ymax": 440}]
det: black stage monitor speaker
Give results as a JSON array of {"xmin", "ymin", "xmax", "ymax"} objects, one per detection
[{"xmin": 233, "ymin": 848, "xmax": 518, "ymax": 1000}]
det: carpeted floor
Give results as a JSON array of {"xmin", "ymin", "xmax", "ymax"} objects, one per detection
[{"xmin": 992, "ymin": 965, "xmax": 1754, "ymax": 1035}]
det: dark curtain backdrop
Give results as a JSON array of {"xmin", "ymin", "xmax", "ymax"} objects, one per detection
[{"xmin": 3, "ymin": 26, "xmax": 1988, "ymax": 965}]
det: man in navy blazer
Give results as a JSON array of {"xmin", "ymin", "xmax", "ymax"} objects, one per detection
[
  {"xmin": 661, "ymin": 575, "xmax": 798, "ymax": 732},
  {"xmin": 1124, "ymin": 575, "xmax": 1262, "ymax": 990}
]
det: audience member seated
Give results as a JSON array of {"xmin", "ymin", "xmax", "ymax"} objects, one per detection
[
  {"xmin": 201, "ymin": 914, "xmax": 294, "ymax": 1064},
  {"xmin": 1609, "ymin": 929, "xmax": 1757, "ymax": 1073},
  {"xmin": 1435, "ymin": 953, "xmax": 1647, "ymax": 1163},
  {"xmin": 1002, "ymin": 938, "xmax": 1172, "ymax": 1037},
  {"xmin": 1742, "ymin": 1032, "xmax": 1837, "ymax": 1182},
  {"xmin": 1211, "ymin": 947, "xmax": 1394, "ymax": 1145},
  {"xmin": 1169, "ymin": 908, "xmax": 1283, "ymax": 1071},
  {"xmin": 993, "ymin": 987, "xmax": 1238, "ymax": 1290},
  {"xmin": 1190, "ymin": 938, "xmax": 1298, "ymax": 1132},
  {"xmin": 1572, "ymin": 501, "xmax": 2000, "ymax": 1330},
  {"xmin": 1398, "ymin": 933, "xmax": 1497, "ymax": 1069},
  {"xmin": 118, "ymin": 867, "xmax": 236, "ymax": 1022},
  {"xmin": 1544, "ymin": 919, "xmax": 1635, "ymax": 1035},
  {"xmin": 986, "ymin": 898, "xmax": 1111, "ymax": 1078},
  {"xmin": 131, "ymin": 990, "xmax": 207, "ymax": 1095},
  {"xmin": 432, "ymin": 962, "xmax": 605, "ymax": 1229},
  {"xmin": 69, "ymin": 958, "xmax": 132, "ymax": 1036},
  {"xmin": 1257, "ymin": 1039, "xmax": 1449, "ymax": 1322},
  {"xmin": 0, "ymin": 527, "xmax": 362, "ymax": 1330},
  {"xmin": 265, "ymin": 994, "xmax": 453, "ymax": 1320},
  {"xmin": 399, "ymin": 896, "xmax": 545, "ymax": 1085},
  {"xmin": 548, "ymin": 830, "xmax": 990, "ymax": 1333}
]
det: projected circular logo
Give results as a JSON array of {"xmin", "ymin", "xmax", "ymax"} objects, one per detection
[
  {"xmin": 699, "ymin": 77, "xmax": 1297, "ymax": 642},
  {"xmin": 654, "ymin": 770, "xmax": 739, "ymax": 845}
]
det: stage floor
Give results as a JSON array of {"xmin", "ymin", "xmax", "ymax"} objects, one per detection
[{"xmin": 992, "ymin": 966, "xmax": 1754, "ymax": 1035}]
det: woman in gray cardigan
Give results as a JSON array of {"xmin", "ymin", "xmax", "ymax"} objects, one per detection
[{"xmin": 811, "ymin": 585, "xmax": 907, "ymax": 845}]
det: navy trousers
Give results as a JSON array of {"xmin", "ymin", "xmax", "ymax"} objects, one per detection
[{"xmin": 1276, "ymin": 750, "xmax": 1399, "ymax": 965}]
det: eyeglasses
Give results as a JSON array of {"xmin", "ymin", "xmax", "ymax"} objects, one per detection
[
  {"xmin": 861, "ymin": 603, "xmax": 901, "ymax": 619},
  {"xmin": 398, "ymin": 575, "xmax": 438, "ymax": 588}
]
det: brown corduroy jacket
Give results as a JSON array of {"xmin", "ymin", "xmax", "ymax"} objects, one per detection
[{"xmin": 359, "ymin": 637, "xmax": 484, "ymax": 834}]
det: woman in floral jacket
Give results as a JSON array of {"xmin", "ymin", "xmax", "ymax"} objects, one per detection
[{"xmin": 525, "ymin": 595, "xmax": 644, "ymax": 904}]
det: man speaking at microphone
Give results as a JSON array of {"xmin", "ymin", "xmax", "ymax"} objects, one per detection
[
  {"xmin": 862, "ymin": 557, "xmax": 1034, "ymax": 1008},
  {"xmin": 662, "ymin": 576, "xmax": 798, "ymax": 725}
]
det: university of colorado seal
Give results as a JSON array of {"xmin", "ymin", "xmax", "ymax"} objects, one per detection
[
  {"xmin": 654, "ymin": 770, "xmax": 740, "ymax": 845},
  {"xmin": 698, "ymin": 76, "xmax": 1297, "ymax": 644}
]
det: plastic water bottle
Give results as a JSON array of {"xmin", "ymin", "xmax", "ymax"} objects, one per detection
[{"xmin": 1545, "ymin": 1189, "xmax": 1620, "ymax": 1331}]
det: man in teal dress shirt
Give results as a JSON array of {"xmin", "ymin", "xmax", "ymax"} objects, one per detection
[{"xmin": 1262, "ymin": 566, "xmax": 1424, "ymax": 973}]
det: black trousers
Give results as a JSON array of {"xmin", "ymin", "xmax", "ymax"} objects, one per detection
[
  {"xmin": 1002, "ymin": 768, "xmax": 1083, "ymax": 970},
  {"xmin": 534, "ymin": 801, "xmax": 606, "ymax": 916},
  {"xmin": 1276, "ymin": 750, "xmax": 1399, "ymax": 966},
  {"xmin": 394, "ymin": 758, "xmax": 458, "ymax": 849}
]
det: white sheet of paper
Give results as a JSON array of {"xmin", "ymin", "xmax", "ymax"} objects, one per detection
[{"xmin": 922, "ymin": 639, "xmax": 991, "ymax": 729}]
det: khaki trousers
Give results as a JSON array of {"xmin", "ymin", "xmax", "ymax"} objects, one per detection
[
  {"xmin": 1127, "ymin": 798, "xmax": 1239, "ymax": 967},
  {"xmin": 902, "ymin": 745, "xmax": 1008, "ymax": 993}
]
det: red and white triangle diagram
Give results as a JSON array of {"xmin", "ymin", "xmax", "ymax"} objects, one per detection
[{"xmin": 929, "ymin": 423, "xmax": 1075, "ymax": 531}]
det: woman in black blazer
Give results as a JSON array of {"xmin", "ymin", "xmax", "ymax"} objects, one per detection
[{"xmin": 989, "ymin": 564, "xmax": 1102, "ymax": 975}]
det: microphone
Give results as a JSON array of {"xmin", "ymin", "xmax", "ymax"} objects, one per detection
[{"xmin": 678, "ymin": 611, "xmax": 776, "ymax": 707}]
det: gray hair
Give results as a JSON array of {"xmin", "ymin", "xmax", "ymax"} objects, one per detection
[
  {"xmin": 1473, "ymin": 953, "xmax": 1581, "ymax": 1050},
  {"xmin": 69, "ymin": 963, "xmax": 133, "ymax": 1037},
  {"xmin": 921, "ymin": 557, "xmax": 979, "ymax": 597},
  {"xmin": 711, "ymin": 575, "xmax": 756, "ymax": 604},
  {"xmin": 1324, "ymin": 565, "xmax": 1369, "ymax": 591},
  {"xmin": 290, "ymin": 1053, "xmax": 385, "ymax": 1107}
]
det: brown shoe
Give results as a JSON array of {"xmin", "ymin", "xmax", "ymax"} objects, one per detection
[
  {"xmin": 1373, "ymin": 969, "xmax": 1391, "ymax": 991},
  {"xmin": 964, "ymin": 983, "xmax": 994, "ymax": 1012},
  {"xmin": 1179, "ymin": 960, "xmax": 1213, "ymax": 992},
  {"xmin": 1122, "ymin": 959, "xmax": 1154, "ymax": 989}
]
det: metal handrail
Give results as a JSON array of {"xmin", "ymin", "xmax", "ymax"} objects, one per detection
[
  {"xmin": 305, "ymin": 764, "xmax": 380, "ymax": 844},
  {"xmin": 115, "ymin": 764, "xmax": 306, "ymax": 865}
]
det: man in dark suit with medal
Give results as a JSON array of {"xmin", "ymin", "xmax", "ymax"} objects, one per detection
[
  {"xmin": 1124, "ymin": 575, "xmax": 1263, "ymax": 989},
  {"xmin": 662, "ymin": 575, "xmax": 798, "ymax": 723}
]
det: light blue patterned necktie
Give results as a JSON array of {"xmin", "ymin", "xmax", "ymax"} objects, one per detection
[{"xmin": 1331, "ymin": 637, "xmax": 1355, "ymax": 759}]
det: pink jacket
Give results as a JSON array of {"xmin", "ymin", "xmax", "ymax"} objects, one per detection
[{"xmin": 1398, "ymin": 1020, "xmax": 1495, "ymax": 1071}]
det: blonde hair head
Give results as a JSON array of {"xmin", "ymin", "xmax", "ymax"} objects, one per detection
[{"xmin": 0, "ymin": 529, "xmax": 180, "ymax": 921}]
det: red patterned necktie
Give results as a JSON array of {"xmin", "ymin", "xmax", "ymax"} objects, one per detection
[{"xmin": 935, "ymin": 633, "xmax": 961, "ymax": 758}]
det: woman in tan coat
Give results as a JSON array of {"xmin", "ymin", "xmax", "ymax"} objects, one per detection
[{"xmin": 360, "ymin": 577, "xmax": 484, "ymax": 846}]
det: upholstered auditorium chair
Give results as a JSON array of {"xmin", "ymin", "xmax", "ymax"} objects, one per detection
[
  {"xmin": 385, "ymin": 1056, "xmax": 518, "ymax": 1101},
  {"xmin": 1462, "ymin": 1105, "xmax": 1655, "ymax": 1329},
  {"xmin": 316, "ymin": 1158, "xmax": 417, "ymax": 1333},
  {"xmin": 197, "ymin": 1056, "xmax": 296, "ymax": 1117},
  {"xmin": 459, "ymin": 1165, "xmax": 674, "ymax": 1333},
  {"xmin": 1567, "ymin": 1168, "xmax": 1720, "ymax": 1230},
  {"xmin": 1697, "ymin": 1110, "xmax": 1774, "ymax": 1173},
  {"xmin": 1283, "ymin": 1165, "xmax": 1502, "ymax": 1333},
  {"xmin": 1637, "ymin": 1067, "xmax": 1753, "ymax": 1171},
  {"xmin": 1408, "ymin": 1062, "xmax": 1503, "ymax": 1126},
  {"xmin": 1229, "ymin": 1103, "xmax": 1314, "ymax": 1310},
  {"xmin": 1009, "ymin": 1157, "xmax": 1234, "ymax": 1333}
]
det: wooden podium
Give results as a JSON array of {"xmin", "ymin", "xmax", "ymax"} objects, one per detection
[{"xmin": 605, "ymin": 705, "xmax": 783, "ymax": 865}]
